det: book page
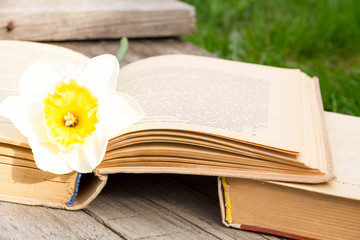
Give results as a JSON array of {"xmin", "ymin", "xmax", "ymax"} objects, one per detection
[
  {"xmin": 275, "ymin": 112, "xmax": 360, "ymax": 200},
  {"xmin": 0, "ymin": 93, "xmax": 29, "ymax": 147},
  {"xmin": 117, "ymin": 55, "xmax": 303, "ymax": 153},
  {"xmin": 0, "ymin": 54, "xmax": 30, "ymax": 146}
]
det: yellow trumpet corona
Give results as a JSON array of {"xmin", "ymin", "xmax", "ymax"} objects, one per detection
[{"xmin": 43, "ymin": 79, "xmax": 99, "ymax": 149}]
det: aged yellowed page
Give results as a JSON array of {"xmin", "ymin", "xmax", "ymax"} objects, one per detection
[
  {"xmin": 0, "ymin": 54, "xmax": 31, "ymax": 147},
  {"xmin": 116, "ymin": 54, "xmax": 303, "ymax": 153},
  {"xmin": 275, "ymin": 112, "xmax": 360, "ymax": 200},
  {"xmin": 292, "ymin": 73, "xmax": 330, "ymax": 173},
  {"xmin": 0, "ymin": 44, "xmax": 332, "ymax": 181}
]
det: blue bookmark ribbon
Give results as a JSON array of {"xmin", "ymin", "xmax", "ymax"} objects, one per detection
[{"xmin": 66, "ymin": 173, "xmax": 82, "ymax": 206}]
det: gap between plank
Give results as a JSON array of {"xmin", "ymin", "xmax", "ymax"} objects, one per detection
[{"xmin": 82, "ymin": 208, "xmax": 127, "ymax": 240}]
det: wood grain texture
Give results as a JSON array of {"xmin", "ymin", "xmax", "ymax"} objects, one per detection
[
  {"xmin": 85, "ymin": 175, "xmax": 218, "ymax": 239},
  {"xmin": 0, "ymin": 201, "xmax": 122, "ymax": 239},
  {"xmin": 86, "ymin": 174, "xmax": 275, "ymax": 240},
  {"xmin": 0, "ymin": 0, "xmax": 195, "ymax": 41}
]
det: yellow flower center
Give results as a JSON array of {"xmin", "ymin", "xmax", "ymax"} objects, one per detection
[{"xmin": 43, "ymin": 79, "xmax": 99, "ymax": 149}]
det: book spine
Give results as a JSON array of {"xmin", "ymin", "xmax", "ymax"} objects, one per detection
[{"xmin": 219, "ymin": 177, "xmax": 318, "ymax": 240}]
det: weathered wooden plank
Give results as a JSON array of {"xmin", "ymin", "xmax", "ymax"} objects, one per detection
[
  {"xmin": 0, "ymin": 201, "xmax": 122, "ymax": 239},
  {"xmin": 85, "ymin": 175, "xmax": 218, "ymax": 239},
  {"xmin": 0, "ymin": 0, "xmax": 195, "ymax": 41},
  {"xmin": 86, "ymin": 174, "xmax": 276, "ymax": 240}
]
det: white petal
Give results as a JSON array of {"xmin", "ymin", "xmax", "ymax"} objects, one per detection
[
  {"xmin": 105, "ymin": 92, "xmax": 144, "ymax": 138},
  {"xmin": 67, "ymin": 54, "xmax": 119, "ymax": 107},
  {"xmin": 19, "ymin": 58, "xmax": 76, "ymax": 98},
  {"xmin": 29, "ymin": 139, "xmax": 73, "ymax": 174},
  {"xmin": 67, "ymin": 124, "xmax": 108, "ymax": 173},
  {"xmin": 0, "ymin": 96, "xmax": 48, "ymax": 142}
]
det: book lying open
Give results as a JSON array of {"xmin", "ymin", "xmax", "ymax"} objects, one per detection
[
  {"xmin": 219, "ymin": 112, "xmax": 360, "ymax": 240},
  {"xmin": 0, "ymin": 41, "xmax": 334, "ymax": 209}
]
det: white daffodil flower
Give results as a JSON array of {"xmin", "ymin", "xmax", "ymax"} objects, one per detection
[{"xmin": 0, "ymin": 54, "xmax": 144, "ymax": 174}]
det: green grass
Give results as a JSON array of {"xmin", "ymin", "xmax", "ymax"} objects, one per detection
[{"xmin": 181, "ymin": 0, "xmax": 360, "ymax": 116}]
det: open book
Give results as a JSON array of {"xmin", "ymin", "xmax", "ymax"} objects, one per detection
[
  {"xmin": 0, "ymin": 41, "xmax": 333, "ymax": 209},
  {"xmin": 218, "ymin": 112, "xmax": 360, "ymax": 240}
]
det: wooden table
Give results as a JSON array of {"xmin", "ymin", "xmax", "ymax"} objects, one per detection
[{"xmin": 1, "ymin": 38, "xmax": 284, "ymax": 240}]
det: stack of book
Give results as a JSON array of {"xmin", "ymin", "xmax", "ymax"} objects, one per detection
[{"xmin": 0, "ymin": 41, "xmax": 358, "ymax": 240}]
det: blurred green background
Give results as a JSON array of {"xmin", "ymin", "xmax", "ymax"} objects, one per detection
[{"xmin": 181, "ymin": 0, "xmax": 360, "ymax": 116}]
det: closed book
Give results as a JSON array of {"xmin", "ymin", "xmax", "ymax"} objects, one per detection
[{"xmin": 219, "ymin": 112, "xmax": 360, "ymax": 240}]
